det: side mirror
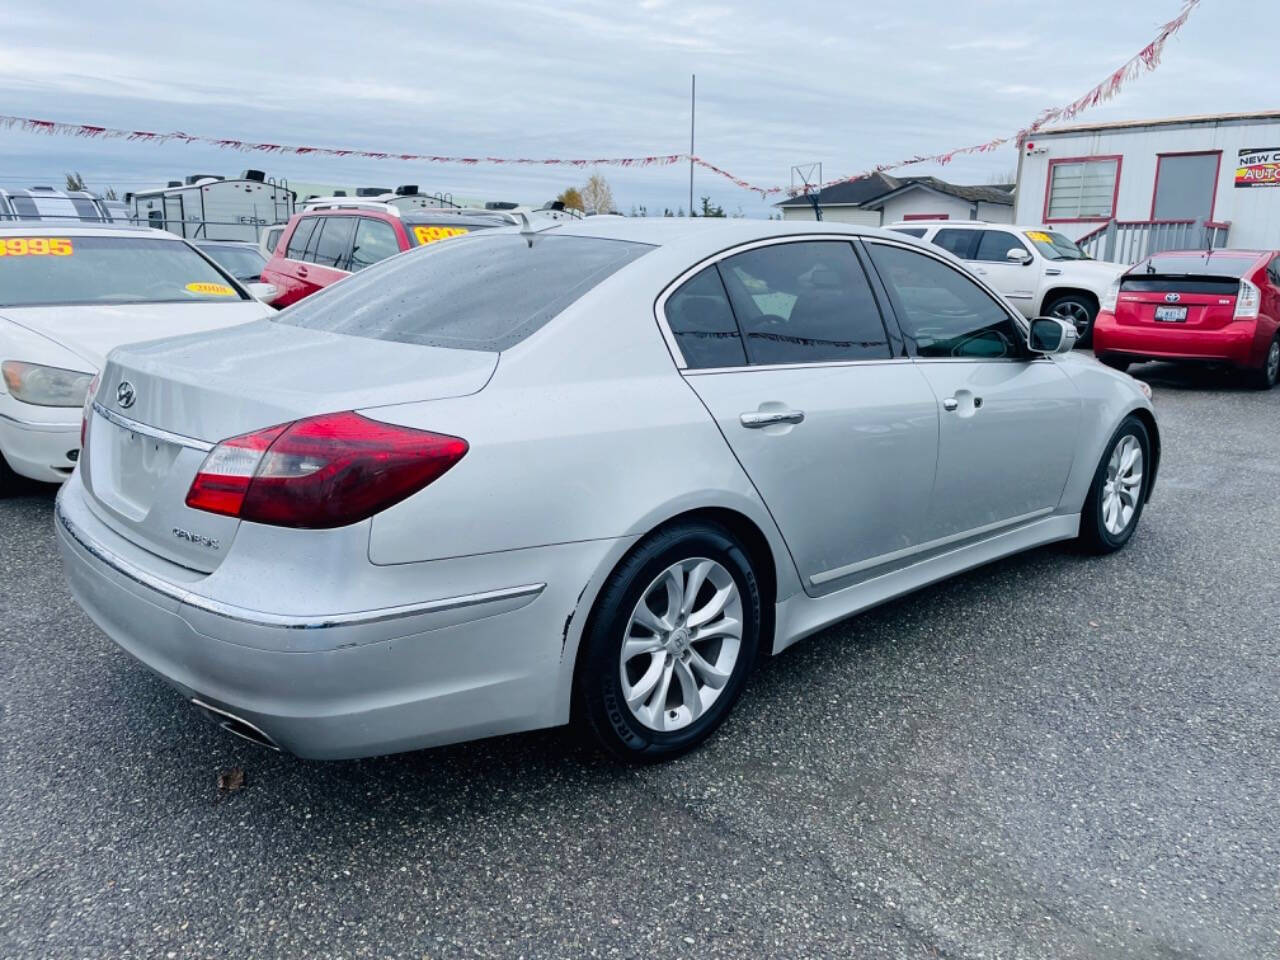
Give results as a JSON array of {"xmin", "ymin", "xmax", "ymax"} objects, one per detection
[
  {"xmin": 245, "ymin": 281, "xmax": 279, "ymax": 303},
  {"xmin": 1028, "ymin": 317, "xmax": 1077, "ymax": 355},
  {"xmin": 1006, "ymin": 247, "xmax": 1033, "ymax": 265}
]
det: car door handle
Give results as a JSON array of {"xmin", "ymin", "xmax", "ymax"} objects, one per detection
[
  {"xmin": 296, "ymin": 265, "xmax": 309, "ymax": 276},
  {"xmin": 943, "ymin": 396, "xmax": 983, "ymax": 412},
  {"xmin": 740, "ymin": 410, "xmax": 805, "ymax": 428}
]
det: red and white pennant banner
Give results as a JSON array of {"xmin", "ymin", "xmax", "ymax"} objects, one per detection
[{"xmin": 0, "ymin": 0, "xmax": 1199, "ymax": 199}]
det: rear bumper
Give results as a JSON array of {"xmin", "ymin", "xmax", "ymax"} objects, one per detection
[
  {"xmin": 1092, "ymin": 312, "xmax": 1263, "ymax": 367},
  {"xmin": 0, "ymin": 408, "xmax": 78, "ymax": 483},
  {"xmin": 55, "ymin": 474, "xmax": 617, "ymax": 759}
]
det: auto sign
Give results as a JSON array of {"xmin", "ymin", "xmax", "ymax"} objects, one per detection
[{"xmin": 1235, "ymin": 148, "xmax": 1280, "ymax": 187}]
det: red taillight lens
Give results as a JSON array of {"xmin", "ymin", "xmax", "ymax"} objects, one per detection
[{"xmin": 185, "ymin": 412, "xmax": 467, "ymax": 529}]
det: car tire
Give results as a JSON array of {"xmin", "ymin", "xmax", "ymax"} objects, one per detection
[
  {"xmin": 0, "ymin": 451, "xmax": 18, "ymax": 497},
  {"xmin": 1044, "ymin": 292, "xmax": 1098, "ymax": 347},
  {"xmin": 1250, "ymin": 334, "xmax": 1280, "ymax": 390},
  {"xmin": 575, "ymin": 521, "xmax": 762, "ymax": 763},
  {"xmin": 1077, "ymin": 415, "xmax": 1151, "ymax": 555}
]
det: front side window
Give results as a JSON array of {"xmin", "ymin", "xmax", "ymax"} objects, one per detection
[
  {"xmin": 974, "ymin": 230, "xmax": 1029, "ymax": 263},
  {"xmin": 0, "ymin": 236, "xmax": 247, "ymax": 307},
  {"xmin": 716, "ymin": 241, "xmax": 891, "ymax": 364},
  {"xmin": 932, "ymin": 228, "xmax": 979, "ymax": 260},
  {"xmin": 277, "ymin": 233, "xmax": 652, "ymax": 351},
  {"xmin": 664, "ymin": 266, "xmax": 746, "ymax": 369},
  {"xmin": 285, "ymin": 217, "xmax": 317, "ymax": 260},
  {"xmin": 866, "ymin": 242, "xmax": 1023, "ymax": 359},
  {"xmin": 349, "ymin": 218, "xmax": 401, "ymax": 271},
  {"xmin": 310, "ymin": 216, "xmax": 357, "ymax": 270},
  {"xmin": 1047, "ymin": 158, "xmax": 1119, "ymax": 220}
]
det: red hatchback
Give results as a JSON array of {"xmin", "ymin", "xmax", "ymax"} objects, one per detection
[
  {"xmin": 1093, "ymin": 249, "xmax": 1280, "ymax": 389},
  {"xmin": 262, "ymin": 204, "xmax": 503, "ymax": 308}
]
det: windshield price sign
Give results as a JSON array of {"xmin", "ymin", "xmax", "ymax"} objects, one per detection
[
  {"xmin": 1236, "ymin": 148, "xmax": 1280, "ymax": 187},
  {"xmin": 0, "ymin": 237, "xmax": 73, "ymax": 256}
]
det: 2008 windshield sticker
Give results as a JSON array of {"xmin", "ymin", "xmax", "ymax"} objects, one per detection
[
  {"xmin": 0, "ymin": 237, "xmax": 73, "ymax": 257},
  {"xmin": 185, "ymin": 281, "xmax": 236, "ymax": 296},
  {"xmin": 413, "ymin": 225, "xmax": 468, "ymax": 245}
]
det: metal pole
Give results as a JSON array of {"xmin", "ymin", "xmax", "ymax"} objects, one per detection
[{"xmin": 689, "ymin": 74, "xmax": 695, "ymax": 216}]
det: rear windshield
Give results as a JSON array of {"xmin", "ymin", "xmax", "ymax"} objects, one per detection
[
  {"xmin": 1132, "ymin": 253, "xmax": 1258, "ymax": 279},
  {"xmin": 276, "ymin": 233, "xmax": 652, "ymax": 351},
  {"xmin": 0, "ymin": 235, "xmax": 248, "ymax": 307},
  {"xmin": 404, "ymin": 220, "xmax": 498, "ymax": 247}
]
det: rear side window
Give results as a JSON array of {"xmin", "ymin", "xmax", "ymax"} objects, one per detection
[
  {"xmin": 285, "ymin": 218, "xmax": 317, "ymax": 259},
  {"xmin": 932, "ymin": 229, "xmax": 979, "ymax": 260},
  {"xmin": 277, "ymin": 234, "xmax": 652, "ymax": 351},
  {"xmin": 866, "ymin": 242, "xmax": 1022, "ymax": 359},
  {"xmin": 311, "ymin": 217, "xmax": 356, "ymax": 269},
  {"xmin": 717, "ymin": 241, "xmax": 890, "ymax": 364},
  {"xmin": 974, "ymin": 231, "xmax": 1028, "ymax": 262},
  {"xmin": 664, "ymin": 266, "xmax": 746, "ymax": 369},
  {"xmin": 350, "ymin": 218, "xmax": 401, "ymax": 271}
]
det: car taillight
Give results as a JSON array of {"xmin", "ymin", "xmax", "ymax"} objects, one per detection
[
  {"xmin": 1101, "ymin": 277, "xmax": 1120, "ymax": 313},
  {"xmin": 80, "ymin": 373, "xmax": 100, "ymax": 448},
  {"xmin": 1235, "ymin": 278, "xmax": 1261, "ymax": 319},
  {"xmin": 185, "ymin": 411, "xmax": 468, "ymax": 529}
]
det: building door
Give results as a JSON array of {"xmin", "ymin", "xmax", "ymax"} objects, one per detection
[{"xmin": 1152, "ymin": 152, "xmax": 1220, "ymax": 221}]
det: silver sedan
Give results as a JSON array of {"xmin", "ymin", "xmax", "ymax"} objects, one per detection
[{"xmin": 56, "ymin": 218, "xmax": 1158, "ymax": 762}]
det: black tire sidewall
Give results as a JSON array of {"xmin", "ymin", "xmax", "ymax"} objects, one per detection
[
  {"xmin": 576, "ymin": 523, "xmax": 761, "ymax": 762},
  {"xmin": 1046, "ymin": 294, "xmax": 1097, "ymax": 345},
  {"xmin": 1255, "ymin": 334, "xmax": 1280, "ymax": 389},
  {"xmin": 1081, "ymin": 416, "xmax": 1150, "ymax": 553}
]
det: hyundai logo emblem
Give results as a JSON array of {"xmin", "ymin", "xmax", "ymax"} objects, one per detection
[
  {"xmin": 1165, "ymin": 292, "xmax": 1181, "ymax": 303},
  {"xmin": 115, "ymin": 380, "xmax": 136, "ymax": 409}
]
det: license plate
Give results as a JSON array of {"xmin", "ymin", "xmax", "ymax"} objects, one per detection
[{"xmin": 1154, "ymin": 305, "xmax": 1188, "ymax": 323}]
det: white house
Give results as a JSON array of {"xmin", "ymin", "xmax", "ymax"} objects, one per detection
[
  {"xmin": 777, "ymin": 174, "xmax": 1013, "ymax": 225},
  {"xmin": 1014, "ymin": 110, "xmax": 1280, "ymax": 260}
]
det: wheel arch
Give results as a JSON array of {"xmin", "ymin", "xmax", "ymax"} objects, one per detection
[
  {"xmin": 1127, "ymin": 405, "xmax": 1161, "ymax": 502},
  {"xmin": 1039, "ymin": 286, "xmax": 1099, "ymax": 317}
]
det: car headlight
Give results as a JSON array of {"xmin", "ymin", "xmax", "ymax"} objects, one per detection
[{"xmin": 1, "ymin": 360, "xmax": 96, "ymax": 407}]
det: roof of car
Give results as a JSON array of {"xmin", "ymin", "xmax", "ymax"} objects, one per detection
[{"xmin": 0, "ymin": 222, "xmax": 174, "ymax": 238}]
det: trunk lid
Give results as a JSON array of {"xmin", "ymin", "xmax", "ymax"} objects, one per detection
[
  {"xmin": 1115, "ymin": 275, "xmax": 1241, "ymax": 331},
  {"xmin": 81, "ymin": 319, "xmax": 497, "ymax": 572}
]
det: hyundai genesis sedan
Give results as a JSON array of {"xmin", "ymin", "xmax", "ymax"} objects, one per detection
[{"xmin": 56, "ymin": 218, "xmax": 1159, "ymax": 762}]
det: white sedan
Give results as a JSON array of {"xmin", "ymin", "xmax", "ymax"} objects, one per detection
[
  {"xmin": 57, "ymin": 218, "xmax": 1158, "ymax": 762},
  {"xmin": 0, "ymin": 224, "xmax": 272, "ymax": 488}
]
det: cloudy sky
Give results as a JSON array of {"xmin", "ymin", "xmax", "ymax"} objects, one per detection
[{"xmin": 0, "ymin": 0, "xmax": 1267, "ymax": 216}]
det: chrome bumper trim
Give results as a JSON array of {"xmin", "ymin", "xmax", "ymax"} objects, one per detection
[
  {"xmin": 56, "ymin": 498, "xmax": 545, "ymax": 631},
  {"xmin": 91, "ymin": 401, "xmax": 215, "ymax": 452}
]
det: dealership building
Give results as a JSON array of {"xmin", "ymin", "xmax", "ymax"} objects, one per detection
[{"xmin": 1013, "ymin": 110, "xmax": 1280, "ymax": 261}]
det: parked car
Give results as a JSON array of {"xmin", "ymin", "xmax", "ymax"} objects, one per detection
[
  {"xmin": 57, "ymin": 219, "xmax": 1158, "ymax": 763},
  {"xmin": 193, "ymin": 239, "xmax": 269, "ymax": 283},
  {"xmin": 261, "ymin": 202, "xmax": 506, "ymax": 307},
  {"xmin": 259, "ymin": 224, "xmax": 285, "ymax": 260},
  {"xmin": 1092, "ymin": 249, "xmax": 1280, "ymax": 389},
  {"xmin": 0, "ymin": 186, "xmax": 116, "ymax": 224},
  {"xmin": 0, "ymin": 224, "xmax": 272, "ymax": 488},
  {"xmin": 888, "ymin": 221, "xmax": 1125, "ymax": 343}
]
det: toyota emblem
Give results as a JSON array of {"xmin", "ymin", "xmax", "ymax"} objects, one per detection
[
  {"xmin": 115, "ymin": 380, "xmax": 136, "ymax": 409},
  {"xmin": 1164, "ymin": 292, "xmax": 1181, "ymax": 303}
]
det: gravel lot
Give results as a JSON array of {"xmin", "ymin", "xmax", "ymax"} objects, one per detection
[{"xmin": 2, "ymin": 359, "xmax": 1278, "ymax": 959}]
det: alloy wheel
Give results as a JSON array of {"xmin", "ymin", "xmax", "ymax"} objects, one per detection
[
  {"xmin": 1051, "ymin": 299, "xmax": 1092, "ymax": 335},
  {"xmin": 1101, "ymin": 434, "xmax": 1143, "ymax": 536},
  {"xmin": 619, "ymin": 558, "xmax": 743, "ymax": 732}
]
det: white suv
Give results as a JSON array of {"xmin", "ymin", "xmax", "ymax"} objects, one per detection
[{"xmin": 888, "ymin": 221, "xmax": 1125, "ymax": 344}]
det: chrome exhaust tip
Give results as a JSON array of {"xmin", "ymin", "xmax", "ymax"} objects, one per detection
[{"xmin": 192, "ymin": 698, "xmax": 281, "ymax": 752}]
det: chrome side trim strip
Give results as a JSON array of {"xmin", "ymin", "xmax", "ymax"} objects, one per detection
[
  {"xmin": 92, "ymin": 402, "xmax": 214, "ymax": 452},
  {"xmin": 0, "ymin": 409, "xmax": 79, "ymax": 432},
  {"xmin": 56, "ymin": 500, "xmax": 545, "ymax": 631},
  {"xmin": 809, "ymin": 507, "xmax": 1055, "ymax": 586}
]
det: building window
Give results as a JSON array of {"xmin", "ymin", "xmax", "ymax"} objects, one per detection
[{"xmin": 1045, "ymin": 156, "xmax": 1121, "ymax": 221}]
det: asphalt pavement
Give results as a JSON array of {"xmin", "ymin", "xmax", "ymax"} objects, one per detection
[{"xmin": 2, "ymin": 359, "xmax": 1278, "ymax": 959}]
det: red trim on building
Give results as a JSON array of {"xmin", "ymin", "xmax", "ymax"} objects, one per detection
[
  {"xmin": 1042, "ymin": 154, "xmax": 1124, "ymax": 224},
  {"xmin": 902, "ymin": 213, "xmax": 949, "ymax": 221},
  {"xmin": 1149, "ymin": 150, "xmax": 1223, "ymax": 221}
]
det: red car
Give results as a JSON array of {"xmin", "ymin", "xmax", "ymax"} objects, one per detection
[
  {"xmin": 262, "ymin": 204, "xmax": 504, "ymax": 307},
  {"xmin": 1093, "ymin": 248, "xmax": 1280, "ymax": 389}
]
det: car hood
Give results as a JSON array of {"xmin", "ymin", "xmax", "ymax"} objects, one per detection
[{"xmin": 0, "ymin": 300, "xmax": 271, "ymax": 371}]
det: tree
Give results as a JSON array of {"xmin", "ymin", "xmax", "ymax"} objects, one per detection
[
  {"xmin": 65, "ymin": 171, "xmax": 87, "ymax": 191},
  {"xmin": 698, "ymin": 195, "xmax": 726, "ymax": 218},
  {"xmin": 556, "ymin": 186, "xmax": 584, "ymax": 212},
  {"xmin": 103, "ymin": 186, "xmax": 119, "ymax": 201},
  {"xmin": 581, "ymin": 173, "xmax": 614, "ymax": 215}
]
